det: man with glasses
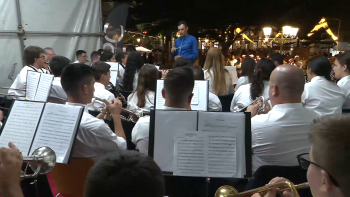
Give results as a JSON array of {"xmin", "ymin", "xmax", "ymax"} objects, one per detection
[
  {"xmin": 261, "ymin": 114, "xmax": 350, "ymax": 197},
  {"xmin": 8, "ymin": 46, "xmax": 47, "ymax": 98},
  {"xmin": 44, "ymin": 47, "xmax": 55, "ymax": 73},
  {"xmin": 74, "ymin": 50, "xmax": 88, "ymax": 64}
]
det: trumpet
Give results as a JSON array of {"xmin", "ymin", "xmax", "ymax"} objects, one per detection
[
  {"xmin": 232, "ymin": 96, "xmax": 270, "ymax": 115},
  {"xmin": 215, "ymin": 181, "xmax": 309, "ymax": 197},
  {"xmin": 21, "ymin": 146, "xmax": 56, "ymax": 183},
  {"xmin": 92, "ymin": 97, "xmax": 142, "ymax": 123}
]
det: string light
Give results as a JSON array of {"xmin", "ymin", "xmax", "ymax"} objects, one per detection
[
  {"xmin": 307, "ymin": 18, "xmax": 338, "ymax": 44},
  {"xmin": 235, "ymin": 28, "xmax": 254, "ymax": 43}
]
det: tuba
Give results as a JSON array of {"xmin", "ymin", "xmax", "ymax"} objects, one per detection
[
  {"xmin": 215, "ymin": 181, "xmax": 309, "ymax": 197},
  {"xmin": 231, "ymin": 96, "xmax": 270, "ymax": 115},
  {"xmin": 21, "ymin": 146, "xmax": 56, "ymax": 183},
  {"xmin": 92, "ymin": 97, "xmax": 142, "ymax": 123}
]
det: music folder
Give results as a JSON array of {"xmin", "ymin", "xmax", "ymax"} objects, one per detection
[
  {"xmin": 26, "ymin": 70, "xmax": 54, "ymax": 102},
  {"xmin": 0, "ymin": 100, "xmax": 84, "ymax": 164},
  {"xmin": 148, "ymin": 109, "xmax": 252, "ymax": 178}
]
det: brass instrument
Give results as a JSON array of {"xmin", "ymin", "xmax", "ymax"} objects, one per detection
[
  {"xmin": 92, "ymin": 97, "xmax": 142, "ymax": 123},
  {"xmin": 232, "ymin": 96, "xmax": 270, "ymax": 115},
  {"xmin": 21, "ymin": 146, "xmax": 56, "ymax": 183},
  {"xmin": 0, "ymin": 87, "xmax": 26, "ymax": 98},
  {"xmin": 215, "ymin": 181, "xmax": 309, "ymax": 197}
]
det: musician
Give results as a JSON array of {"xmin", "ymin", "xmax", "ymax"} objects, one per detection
[
  {"xmin": 61, "ymin": 63, "xmax": 126, "ymax": 162},
  {"xmin": 333, "ymin": 52, "xmax": 350, "ymax": 111},
  {"xmin": 302, "ymin": 56, "xmax": 343, "ymax": 116},
  {"xmin": 127, "ymin": 65, "xmax": 158, "ymax": 113},
  {"xmin": 231, "ymin": 59, "xmax": 276, "ymax": 112},
  {"xmin": 73, "ymin": 50, "xmax": 88, "ymax": 64},
  {"xmin": 90, "ymin": 51, "xmax": 101, "ymax": 64},
  {"xmin": 87, "ymin": 61, "xmax": 115, "ymax": 111},
  {"xmin": 247, "ymin": 65, "xmax": 320, "ymax": 172},
  {"xmin": 192, "ymin": 65, "xmax": 222, "ymax": 111},
  {"xmin": 123, "ymin": 52, "xmax": 143, "ymax": 91},
  {"xmin": 48, "ymin": 56, "xmax": 70, "ymax": 102},
  {"xmin": 132, "ymin": 67, "xmax": 194, "ymax": 154},
  {"xmin": 261, "ymin": 115, "xmax": 350, "ymax": 197},
  {"xmin": 84, "ymin": 150, "xmax": 165, "ymax": 197},
  {"xmin": 43, "ymin": 47, "xmax": 55, "ymax": 73},
  {"xmin": 115, "ymin": 52, "xmax": 127, "ymax": 86},
  {"xmin": 0, "ymin": 142, "xmax": 23, "ymax": 197},
  {"xmin": 100, "ymin": 52, "xmax": 116, "ymax": 62},
  {"xmin": 9, "ymin": 46, "xmax": 47, "ymax": 98},
  {"xmin": 236, "ymin": 58, "xmax": 255, "ymax": 91}
]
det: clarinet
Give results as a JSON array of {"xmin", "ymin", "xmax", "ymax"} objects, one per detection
[{"xmin": 108, "ymin": 82, "xmax": 127, "ymax": 106}]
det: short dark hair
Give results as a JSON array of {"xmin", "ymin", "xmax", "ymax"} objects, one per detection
[
  {"xmin": 126, "ymin": 46, "xmax": 136, "ymax": 53},
  {"xmin": 76, "ymin": 50, "xmax": 86, "ymax": 58},
  {"xmin": 24, "ymin": 46, "xmax": 44, "ymax": 66},
  {"xmin": 100, "ymin": 52, "xmax": 114, "ymax": 62},
  {"xmin": 174, "ymin": 57, "xmax": 191, "ymax": 68},
  {"xmin": 270, "ymin": 53, "xmax": 284, "ymax": 65},
  {"xmin": 336, "ymin": 51, "xmax": 350, "ymax": 72},
  {"xmin": 61, "ymin": 63, "xmax": 94, "ymax": 96},
  {"xmin": 84, "ymin": 150, "xmax": 165, "ymax": 197},
  {"xmin": 97, "ymin": 49, "xmax": 104, "ymax": 55},
  {"xmin": 115, "ymin": 52, "xmax": 126, "ymax": 64},
  {"xmin": 164, "ymin": 67, "xmax": 194, "ymax": 105},
  {"xmin": 310, "ymin": 114, "xmax": 350, "ymax": 196},
  {"xmin": 308, "ymin": 56, "xmax": 332, "ymax": 81},
  {"xmin": 91, "ymin": 61, "xmax": 111, "ymax": 81},
  {"xmin": 49, "ymin": 56, "xmax": 71, "ymax": 77},
  {"xmin": 177, "ymin": 21, "xmax": 188, "ymax": 27},
  {"xmin": 191, "ymin": 65, "xmax": 204, "ymax": 80},
  {"xmin": 90, "ymin": 51, "xmax": 100, "ymax": 61}
]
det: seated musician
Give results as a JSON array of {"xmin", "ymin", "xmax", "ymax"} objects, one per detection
[
  {"xmin": 127, "ymin": 64, "xmax": 159, "ymax": 113},
  {"xmin": 48, "ymin": 56, "xmax": 70, "ymax": 103},
  {"xmin": 9, "ymin": 46, "xmax": 47, "ymax": 98},
  {"xmin": 132, "ymin": 67, "xmax": 194, "ymax": 154},
  {"xmin": 61, "ymin": 63, "xmax": 126, "ymax": 162},
  {"xmin": 333, "ymin": 52, "xmax": 350, "ymax": 111},
  {"xmin": 247, "ymin": 65, "xmax": 320, "ymax": 172},
  {"xmin": 259, "ymin": 115, "xmax": 350, "ymax": 197},
  {"xmin": 84, "ymin": 150, "xmax": 165, "ymax": 197},
  {"xmin": 191, "ymin": 65, "xmax": 222, "ymax": 111},
  {"xmin": 87, "ymin": 61, "xmax": 115, "ymax": 111}
]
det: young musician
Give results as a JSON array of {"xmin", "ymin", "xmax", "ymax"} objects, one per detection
[
  {"xmin": 115, "ymin": 52, "xmax": 127, "ymax": 86},
  {"xmin": 302, "ymin": 56, "xmax": 343, "ymax": 116},
  {"xmin": 74, "ymin": 50, "xmax": 88, "ymax": 64},
  {"xmin": 132, "ymin": 67, "xmax": 194, "ymax": 154},
  {"xmin": 231, "ymin": 59, "xmax": 276, "ymax": 112},
  {"xmin": 9, "ymin": 46, "xmax": 47, "ymax": 98},
  {"xmin": 48, "ymin": 56, "xmax": 70, "ymax": 103},
  {"xmin": 261, "ymin": 115, "xmax": 350, "ymax": 197},
  {"xmin": 88, "ymin": 61, "xmax": 115, "ymax": 111},
  {"xmin": 90, "ymin": 51, "xmax": 101, "ymax": 64},
  {"xmin": 84, "ymin": 150, "xmax": 165, "ymax": 197},
  {"xmin": 247, "ymin": 65, "xmax": 320, "ymax": 172},
  {"xmin": 333, "ymin": 52, "xmax": 350, "ymax": 111},
  {"xmin": 192, "ymin": 65, "xmax": 222, "ymax": 111},
  {"xmin": 61, "ymin": 63, "xmax": 126, "ymax": 162},
  {"xmin": 236, "ymin": 58, "xmax": 256, "ymax": 91},
  {"xmin": 100, "ymin": 52, "xmax": 116, "ymax": 62}
]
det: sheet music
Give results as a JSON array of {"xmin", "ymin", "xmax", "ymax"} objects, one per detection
[
  {"xmin": 156, "ymin": 80, "xmax": 165, "ymax": 109},
  {"xmin": 173, "ymin": 132, "xmax": 207, "ymax": 177},
  {"xmin": 29, "ymin": 103, "xmax": 83, "ymax": 163},
  {"xmin": 191, "ymin": 83, "xmax": 199, "ymax": 105},
  {"xmin": 34, "ymin": 74, "xmax": 54, "ymax": 102},
  {"xmin": 107, "ymin": 62, "xmax": 119, "ymax": 71},
  {"xmin": 110, "ymin": 71, "xmax": 118, "ymax": 86},
  {"xmin": 173, "ymin": 131, "xmax": 237, "ymax": 177},
  {"xmin": 0, "ymin": 101, "xmax": 44, "ymax": 156},
  {"xmin": 198, "ymin": 112, "xmax": 245, "ymax": 132},
  {"xmin": 26, "ymin": 71, "xmax": 41, "ymax": 101}
]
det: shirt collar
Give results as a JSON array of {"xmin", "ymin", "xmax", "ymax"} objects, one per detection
[
  {"xmin": 163, "ymin": 106, "xmax": 187, "ymax": 111},
  {"xmin": 94, "ymin": 82, "xmax": 106, "ymax": 89},
  {"xmin": 272, "ymin": 103, "xmax": 304, "ymax": 111},
  {"xmin": 311, "ymin": 76, "xmax": 326, "ymax": 82},
  {"xmin": 66, "ymin": 102, "xmax": 89, "ymax": 113},
  {"xmin": 338, "ymin": 75, "xmax": 350, "ymax": 85}
]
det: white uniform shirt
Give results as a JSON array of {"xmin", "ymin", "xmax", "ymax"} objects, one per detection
[
  {"xmin": 230, "ymin": 81, "xmax": 270, "ymax": 112},
  {"xmin": 49, "ymin": 77, "xmax": 67, "ymax": 101},
  {"xmin": 235, "ymin": 76, "xmax": 249, "ymax": 91},
  {"xmin": 204, "ymin": 69, "xmax": 233, "ymax": 95},
  {"xmin": 337, "ymin": 76, "xmax": 350, "ymax": 109},
  {"xmin": 66, "ymin": 102, "xmax": 127, "ymax": 162},
  {"xmin": 132, "ymin": 107, "xmax": 186, "ymax": 155},
  {"xmin": 302, "ymin": 76, "xmax": 343, "ymax": 116},
  {"xmin": 127, "ymin": 91, "xmax": 155, "ymax": 113},
  {"xmin": 208, "ymin": 92, "xmax": 222, "ymax": 111},
  {"xmin": 252, "ymin": 103, "xmax": 320, "ymax": 172},
  {"xmin": 87, "ymin": 82, "xmax": 115, "ymax": 111},
  {"xmin": 8, "ymin": 66, "xmax": 46, "ymax": 98}
]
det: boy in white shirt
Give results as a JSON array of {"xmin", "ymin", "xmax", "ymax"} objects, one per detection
[{"xmin": 48, "ymin": 56, "xmax": 70, "ymax": 103}]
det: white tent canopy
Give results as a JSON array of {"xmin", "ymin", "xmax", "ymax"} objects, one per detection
[{"xmin": 136, "ymin": 46, "xmax": 151, "ymax": 52}]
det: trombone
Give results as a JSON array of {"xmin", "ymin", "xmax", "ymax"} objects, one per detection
[
  {"xmin": 231, "ymin": 96, "xmax": 270, "ymax": 115},
  {"xmin": 92, "ymin": 97, "xmax": 142, "ymax": 123},
  {"xmin": 215, "ymin": 181, "xmax": 309, "ymax": 197},
  {"xmin": 21, "ymin": 146, "xmax": 56, "ymax": 183}
]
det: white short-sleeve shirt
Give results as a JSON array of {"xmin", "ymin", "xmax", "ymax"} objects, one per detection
[
  {"xmin": 88, "ymin": 82, "xmax": 115, "ymax": 111},
  {"xmin": 49, "ymin": 77, "xmax": 67, "ymax": 101},
  {"xmin": 127, "ymin": 91, "xmax": 155, "ymax": 113},
  {"xmin": 337, "ymin": 76, "xmax": 350, "ymax": 109},
  {"xmin": 204, "ymin": 69, "xmax": 233, "ymax": 95}
]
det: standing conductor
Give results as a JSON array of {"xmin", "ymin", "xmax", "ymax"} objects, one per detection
[{"xmin": 171, "ymin": 21, "xmax": 198, "ymax": 65}]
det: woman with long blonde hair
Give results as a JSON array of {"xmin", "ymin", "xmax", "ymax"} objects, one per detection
[{"xmin": 204, "ymin": 48, "xmax": 232, "ymax": 96}]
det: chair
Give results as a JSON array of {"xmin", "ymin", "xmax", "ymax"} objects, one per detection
[
  {"xmin": 49, "ymin": 158, "xmax": 95, "ymax": 197},
  {"xmin": 218, "ymin": 94, "xmax": 234, "ymax": 112},
  {"xmin": 245, "ymin": 165, "xmax": 312, "ymax": 197}
]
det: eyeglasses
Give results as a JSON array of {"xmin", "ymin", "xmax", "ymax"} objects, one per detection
[
  {"xmin": 297, "ymin": 153, "xmax": 339, "ymax": 187},
  {"xmin": 37, "ymin": 56, "xmax": 45, "ymax": 59}
]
